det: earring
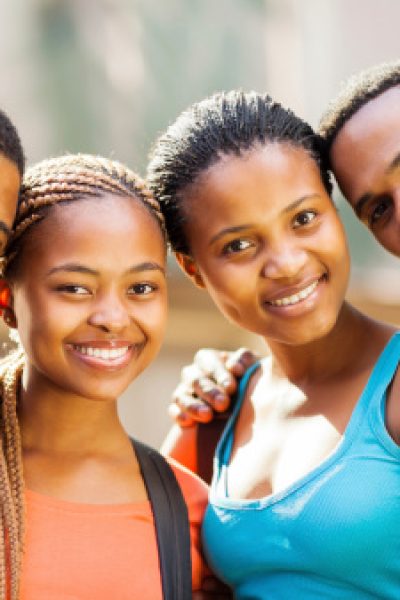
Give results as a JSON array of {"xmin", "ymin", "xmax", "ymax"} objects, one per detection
[{"xmin": 0, "ymin": 285, "xmax": 10, "ymax": 311}]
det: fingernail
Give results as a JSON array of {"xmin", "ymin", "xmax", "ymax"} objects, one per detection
[{"xmin": 214, "ymin": 394, "xmax": 229, "ymax": 411}]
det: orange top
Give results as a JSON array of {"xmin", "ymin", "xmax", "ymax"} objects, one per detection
[{"xmin": 20, "ymin": 459, "xmax": 208, "ymax": 599}]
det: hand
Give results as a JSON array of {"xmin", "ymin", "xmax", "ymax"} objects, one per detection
[{"xmin": 170, "ymin": 347, "xmax": 258, "ymax": 427}]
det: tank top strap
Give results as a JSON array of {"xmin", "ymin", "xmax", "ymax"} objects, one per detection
[
  {"xmin": 361, "ymin": 332, "xmax": 400, "ymax": 409},
  {"xmin": 214, "ymin": 362, "xmax": 260, "ymax": 470}
]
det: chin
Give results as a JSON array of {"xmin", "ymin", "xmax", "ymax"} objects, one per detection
[{"xmin": 269, "ymin": 314, "xmax": 338, "ymax": 347}]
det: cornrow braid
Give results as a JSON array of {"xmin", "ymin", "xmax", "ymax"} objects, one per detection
[
  {"xmin": 0, "ymin": 350, "xmax": 25, "ymax": 600},
  {"xmin": 0, "ymin": 154, "xmax": 165, "ymax": 597},
  {"xmin": 319, "ymin": 59, "xmax": 400, "ymax": 152},
  {"xmin": 147, "ymin": 90, "xmax": 332, "ymax": 254},
  {"xmin": 4, "ymin": 154, "xmax": 165, "ymax": 272}
]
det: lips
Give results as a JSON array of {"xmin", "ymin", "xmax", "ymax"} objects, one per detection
[
  {"xmin": 72, "ymin": 345, "xmax": 130, "ymax": 360},
  {"xmin": 66, "ymin": 340, "xmax": 143, "ymax": 371},
  {"xmin": 265, "ymin": 275, "xmax": 325, "ymax": 308}
]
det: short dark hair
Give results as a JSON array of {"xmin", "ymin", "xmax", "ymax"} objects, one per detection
[
  {"xmin": 319, "ymin": 60, "xmax": 400, "ymax": 151},
  {"xmin": 147, "ymin": 90, "xmax": 332, "ymax": 254},
  {"xmin": 0, "ymin": 108, "xmax": 25, "ymax": 175}
]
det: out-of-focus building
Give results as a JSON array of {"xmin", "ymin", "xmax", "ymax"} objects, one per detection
[{"xmin": 0, "ymin": 0, "xmax": 399, "ymax": 446}]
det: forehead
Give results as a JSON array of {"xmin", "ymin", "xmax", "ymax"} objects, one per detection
[
  {"xmin": 18, "ymin": 193, "xmax": 166, "ymax": 268},
  {"xmin": 186, "ymin": 143, "xmax": 324, "ymax": 209},
  {"xmin": 330, "ymin": 86, "xmax": 400, "ymax": 205}
]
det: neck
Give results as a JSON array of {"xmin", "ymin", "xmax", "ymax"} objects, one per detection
[
  {"xmin": 18, "ymin": 365, "xmax": 127, "ymax": 454},
  {"xmin": 266, "ymin": 302, "xmax": 394, "ymax": 384}
]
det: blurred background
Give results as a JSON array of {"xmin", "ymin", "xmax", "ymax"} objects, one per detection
[{"xmin": 0, "ymin": 0, "xmax": 399, "ymax": 446}]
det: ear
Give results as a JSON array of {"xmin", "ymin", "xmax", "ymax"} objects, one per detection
[
  {"xmin": 0, "ymin": 280, "xmax": 17, "ymax": 328},
  {"xmin": 174, "ymin": 253, "xmax": 205, "ymax": 289}
]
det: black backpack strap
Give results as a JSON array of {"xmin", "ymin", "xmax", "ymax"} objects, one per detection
[{"xmin": 131, "ymin": 438, "xmax": 192, "ymax": 600}]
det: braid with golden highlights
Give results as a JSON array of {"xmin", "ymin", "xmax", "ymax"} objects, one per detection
[
  {"xmin": 7, "ymin": 154, "xmax": 165, "ymax": 264},
  {"xmin": 0, "ymin": 154, "xmax": 165, "ymax": 598},
  {"xmin": 0, "ymin": 349, "xmax": 24, "ymax": 600}
]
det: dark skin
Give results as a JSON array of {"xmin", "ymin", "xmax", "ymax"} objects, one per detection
[
  {"xmin": 169, "ymin": 87, "xmax": 400, "ymax": 467},
  {"xmin": 9, "ymin": 195, "xmax": 168, "ymax": 503},
  {"xmin": 0, "ymin": 154, "xmax": 20, "ymax": 254},
  {"xmin": 4, "ymin": 193, "xmax": 230, "ymax": 598},
  {"xmin": 162, "ymin": 144, "xmax": 400, "ymax": 497}
]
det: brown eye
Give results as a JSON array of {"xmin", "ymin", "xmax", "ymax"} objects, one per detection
[
  {"xmin": 293, "ymin": 210, "xmax": 317, "ymax": 228},
  {"xmin": 368, "ymin": 197, "xmax": 392, "ymax": 227},
  {"xmin": 129, "ymin": 283, "xmax": 157, "ymax": 295},
  {"xmin": 56, "ymin": 284, "xmax": 90, "ymax": 295},
  {"xmin": 222, "ymin": 239, "xmax": 253, "ymax": 255}
]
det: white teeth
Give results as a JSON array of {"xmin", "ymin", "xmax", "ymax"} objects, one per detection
[
  {"xmin": 268, "ymin": 280, "xmax": 319, "ymax": 307},
  {"xmin": 73, "ymin": 345, "xmax": 130, "ymax": 360}
]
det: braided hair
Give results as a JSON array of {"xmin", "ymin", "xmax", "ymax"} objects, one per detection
[
  {"xmin": 147, "ymin": 90, "xmax": 332, "ymax": 254},
  {"xmin": 0, "ymin": 154, "xmax": 165, "ymax": 599},
  {"xmin": 5, "ymin": 154, "xmax": 165, "ymax": 276},
  {"xmin": 319, "ymin": 60, "xmax": 400, "ymax": 152}
]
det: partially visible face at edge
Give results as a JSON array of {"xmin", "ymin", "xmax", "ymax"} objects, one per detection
[
  {"xmin": 8, "ymin": 194, "xmax": 168, "ymax": 402},
  {"xmin": 176, "ymin": 143, "xmax": 350, "ymax": 347},
  {"xmin": 329, "ymin": 86, "xmax": 400, "ymax": 257},
  {"xmin": 0, "ymin": 154, "xmax": 21, "ymax": 253}
]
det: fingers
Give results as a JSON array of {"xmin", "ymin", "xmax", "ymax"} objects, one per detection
[
  {"xmin": 193, "ymin": 348, "xmax": 237, "ymax": 393},
  {"xmin": 167, "ymin": 402, "xmax": 196, "ymax": 428},
  {"xmin": 192, "ymin": 378, "xmax": 231, "ymax": 412},
  {"xmin": 169, "ymin": 347, "xmax": 259, "ymax": 428},
  {"xmin": 225, "ymin": 347, "xmax": 259, "ymax": 377},
  {"xmin": 181, "ymin": 361, "xmax": 232, "ymax": 412},
  {"xmin": 171, "ymin": 383, "xmax": 214, "ymax": 425}
]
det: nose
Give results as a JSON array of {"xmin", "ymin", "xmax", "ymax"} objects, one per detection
[
  {"xmin": 88, "ymin": 293, "xmax": 131, "ymax": 333},
  {"xmin": 261, "ymin": 241, "xmax": 308, "ymax": 280}
]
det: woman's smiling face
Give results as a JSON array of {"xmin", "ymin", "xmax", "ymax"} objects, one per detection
[
  {"xmin": 9, "ymin": 194, "xmax": 168, "ymax": 402},
  {"xmin": 177, "ymin": 143, "xmax": 350, "ymax": 346}
]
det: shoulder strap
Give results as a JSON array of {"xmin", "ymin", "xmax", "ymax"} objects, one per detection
[
  {"xmin": 197, "ymin": 362, "xmax": 261, "ymax": 483},
  {"xmin": 131, "ymin": 438, "xmax": 192, "ymax": 600}
]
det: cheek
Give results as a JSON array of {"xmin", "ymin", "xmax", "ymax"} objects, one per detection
[
  {"xmin": 136, "ymin": 298, "xmax": 168, "ymax": 342},
  {"xmin": 318, "ymin": 216, "xmax": 350, "ymax": 272},
  {"xmin": 199, "ymin": 264, "xmax": 256, "ymax": 322}
]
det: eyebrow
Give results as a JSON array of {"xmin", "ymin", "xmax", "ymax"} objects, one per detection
[
  {"xmin": 387, "ymin": 151, "xmax": 400, "ymax": 175},
  {"xmin": 354, "ymin": 151, "xmax": 400, "ymax": 217},
  {"xmin": 208, "ymin": 194, "xmax": 320, "ymax": 245},
  {"xmin": 46, "ymin": 262, "xmax": 165, "ymax": 277}
]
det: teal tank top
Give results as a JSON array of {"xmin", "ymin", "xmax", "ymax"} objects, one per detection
[{"xmin": 202, "ymin": 333, "xmax": 400, "ymax": 599}]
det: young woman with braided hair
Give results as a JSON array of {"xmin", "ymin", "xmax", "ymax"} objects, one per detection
[
  {"xmin": 0, "ymin": 153, "xmax": 227, "ymax": 600},
  {"xmin": 147, "ymin": 90, "xmax": 400, "ymax": 599}
]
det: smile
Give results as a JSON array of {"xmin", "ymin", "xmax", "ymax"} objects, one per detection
[
  {"xmin": 266, "ymin": 279, "xmax": 320, "ymax": 307},
  {"xmin": 72, "ymin": 345, "xmax": 131, "ymax": 360}
]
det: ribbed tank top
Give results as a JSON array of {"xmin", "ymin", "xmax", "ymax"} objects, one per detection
[{"xmin": 202, "ymin": 332, "xmax": 400, "ymax": 599}]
